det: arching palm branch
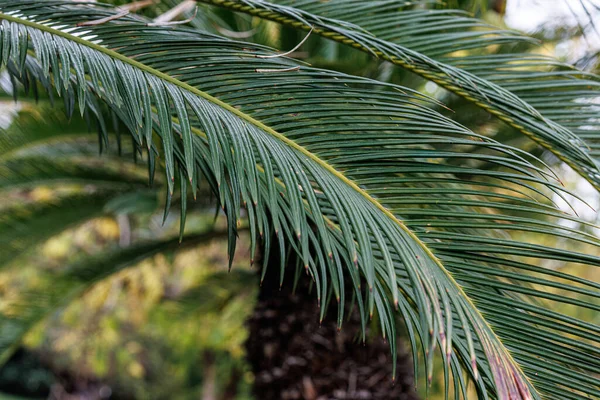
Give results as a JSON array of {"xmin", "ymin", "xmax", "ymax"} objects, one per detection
[{"xmin": 0, "ymin": 1, "xmax": 599, "ymax": 399}]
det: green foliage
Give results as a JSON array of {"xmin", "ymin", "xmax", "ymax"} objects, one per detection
[
  {"xmin": 0, "ymin": 1, "xmax": 598, "ymax": 399},
  {"xmin": 0, "ymin": 97, "xmax": 256, "ymax": 398},
  {"xmin": 198, "ymin": 0, "xmax": 600, "ymax": 191},
  {"xmin": 22, "ymin": 239, "xmax": 256, "ymax": 400}
]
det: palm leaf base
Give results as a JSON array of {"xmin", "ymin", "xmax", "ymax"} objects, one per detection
[{"xmin": 246, "ymin": 274, "xmax": 417, "ymax": 400}]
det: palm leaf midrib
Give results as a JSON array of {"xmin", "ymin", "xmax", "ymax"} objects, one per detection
[
  {"xmin": 0, "ymin": 12, "xmax": 442, "ymax": 263},
  {"xmin": 2, "ymin": 2, "xmax": 464, "ymax": 345},
  {"xmin": 0, "ymin": 9, "xmax": 563, "ymax": 398}
]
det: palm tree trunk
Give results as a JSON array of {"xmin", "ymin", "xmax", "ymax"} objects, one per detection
[{"xmin": 245, "ymin": 265, "xmax": 418, "ymax": 400}]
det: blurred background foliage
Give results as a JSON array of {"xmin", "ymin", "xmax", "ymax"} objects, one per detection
[
  {"xmin": 0, "ymin": 91, "xmax": 257, "ymax": 399},
  {"xmin": 0, "ymin": 0, "xmax": 599, "ymax": 399}
]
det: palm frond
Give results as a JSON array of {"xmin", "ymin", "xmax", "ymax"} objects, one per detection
[
  {"xmin": 197, "ymin": 0, "xmax": 600, "ymax": 192},
  {"xmin": 0, "ymin": 2, "xmax": 599, "ymax": 399}
]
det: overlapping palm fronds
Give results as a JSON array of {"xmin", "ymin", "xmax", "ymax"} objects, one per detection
[
  {"xmin": 197, "ymin": 0, "xmax": 600, "ymax": 193},
  {"xmin": 0, "ymin": 2, "xmax": 599, "ymax": 399}
]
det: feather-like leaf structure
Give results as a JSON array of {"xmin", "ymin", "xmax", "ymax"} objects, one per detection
[
  {"xmin": 0, "ymin": 2, "xmax": 598, "ymax": 399},
  {"xmin": 198, "ymin": 0, "xmax": 600, "ymax": 192}
]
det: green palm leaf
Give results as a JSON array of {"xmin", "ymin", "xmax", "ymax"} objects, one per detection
[
  {"xmin": 0, "ymin": 2, "xmax": 598, "ymax": 399},
  {"xmin": 196, "ymin": 0, "xmax": 600, "ymax": 192}
]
